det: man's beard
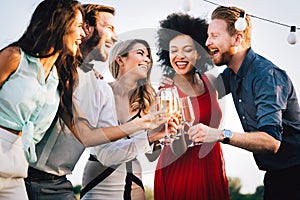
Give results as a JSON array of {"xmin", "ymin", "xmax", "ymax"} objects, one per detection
[
  {"xmin": 214, "ymin": 51, "xmax": 232, "ymax": 66},
  {"xmin": 85, "ymin": 29, "xmax": 105, "ymax": 62}
]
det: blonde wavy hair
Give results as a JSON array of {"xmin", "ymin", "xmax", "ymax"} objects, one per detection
[{"xmin": 109, "ymin": 39, "xmax": 156, "ymax": 114}]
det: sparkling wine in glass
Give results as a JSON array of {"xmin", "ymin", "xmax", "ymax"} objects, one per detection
[
  {"xmin": 181, "ymin": 96, "xmax": 198, "ymax": 146},
  {"xmin": 158, "ymin": 87, "xmax": 174, "ymax": 145},
  {"xmin": 181, "ymin": 96, "xmax": 195, "ymax": 128},
  {"xmin": 170, "ymin": 86, "xmax": 180, "ymax": 140}
]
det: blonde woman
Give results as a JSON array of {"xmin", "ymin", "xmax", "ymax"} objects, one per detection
[{"xmin": 81, "ymin": 39, "xmax": 177, "ymax": 199}]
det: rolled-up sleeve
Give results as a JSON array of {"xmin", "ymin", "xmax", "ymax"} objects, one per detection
[{"xmin": 254, "ymin": 67, "xmax": 289, "ymax": 140}]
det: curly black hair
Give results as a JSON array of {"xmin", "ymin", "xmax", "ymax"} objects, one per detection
[{"xmin": 156, "ymin": 13, "xmax": 213, "ymax": 77}]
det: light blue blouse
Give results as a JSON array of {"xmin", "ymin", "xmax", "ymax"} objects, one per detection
[{"xmin": 0, "ymin": 48, "xmax": 60, "ymax": 163}]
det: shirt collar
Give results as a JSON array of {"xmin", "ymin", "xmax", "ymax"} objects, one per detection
[{"xmin": 236, "ymin": 48, "xmax": 256, "ymax": 78}]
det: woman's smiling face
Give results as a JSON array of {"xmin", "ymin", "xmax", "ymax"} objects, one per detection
[
  {"xmin": 169, "ymin": 34, "xmax": 200, "ymax": 75},
  {"xmin": 121, "ymin": 43, "xmax": 151, "ymax": 79},
  {"xmin": 63, "ymin": 10, "xmax": 85, "ymax": 56}
]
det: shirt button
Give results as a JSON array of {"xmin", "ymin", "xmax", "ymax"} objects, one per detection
[
  {"xmin": 242, "ymin": 116, "xmax": 245, "ymax": 119},
  {"xmin": 238, "ymin": 99, "xmax": 242, "ymax": 102}
]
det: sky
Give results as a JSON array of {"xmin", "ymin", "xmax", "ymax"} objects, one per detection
[{"xmin": 1, "ymin": 0, "xmax": 299, "ymax": 194}]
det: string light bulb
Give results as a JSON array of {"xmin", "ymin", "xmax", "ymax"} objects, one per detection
[
  {"xmin": 203, "ymin": 0, "xmax": 300, "ymax": 46},
  {"xmin": 182, "ymin": 0, "xmax": 192, "ymax": 13},
  {"xmin": 234, "ymin": 11, "xmax": 247, "ymax": 31},
  {"xmin": 287, "ymin": 26, "xmax": 298, "ymax": 45}
]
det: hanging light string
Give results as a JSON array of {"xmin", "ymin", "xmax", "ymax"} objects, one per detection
[
  {"xmin": 202, "ymin": 0, "xmax": 299, "ymax": 44},
  {"xmin": 203, "ymin": 0, "xmax": 299, "ymax": 30}
]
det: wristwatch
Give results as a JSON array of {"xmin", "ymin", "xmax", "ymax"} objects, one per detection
[{"xmin": 222, "ymin": 129, "xmax": 233, "ymax": 144}]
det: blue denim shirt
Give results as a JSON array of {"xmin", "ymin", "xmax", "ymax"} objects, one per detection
[{"xmin": 221, "ymin": 48, "xmax": 300, "ymax": 171}]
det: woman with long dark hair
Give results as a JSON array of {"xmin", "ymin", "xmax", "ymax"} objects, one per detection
[{"xmin": 0, "ymin": 0, "xmax": 85, "ymax": 199}]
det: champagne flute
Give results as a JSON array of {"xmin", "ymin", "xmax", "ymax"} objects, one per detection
[
  {"xmin": 170, "ymin": 86, "xmax": 180, "ymax": 140},
  {"xmin": 170, "ymin": 87, "xmax": 181, "ymax": 139},
  {"xmin": 158, "ymin": 87, "xmax": 174, "ymax": 145},
  {"xmin": 181, "ymin": 96, "xmax": 200, "ymax": 146},
  {"xmin": 180, "ymin": 96, "xmax": 195, "ymax": 130}
]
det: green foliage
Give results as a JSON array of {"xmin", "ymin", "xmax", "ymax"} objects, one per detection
[
  {"xmin": 73, "ymin": 184, "xmax": 81, "ymax": 195},
  {"xmin": 73, "ymin": 177, "xmax": 264, "ymax": 200},
  {"xmin": 73, "ymin": 185, "xmax": 81, "ymax": 200},
  {"xmin": 228, "ymin": 177, "xmax": 264, "ymax": 200},
  {"xmin": 228, "ymin": 176, "xmax": 242, "ymax": 195}
]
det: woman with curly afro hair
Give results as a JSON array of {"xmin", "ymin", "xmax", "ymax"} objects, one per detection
[{"xmin": 154, "ymin": 12, "xmax": 229, "ymax": 200}]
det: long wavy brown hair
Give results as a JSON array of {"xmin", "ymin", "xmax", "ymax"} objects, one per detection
[
  {"xmin": 9, "ymin": 0, "xmax": 83, "ymax": 58},
  {"xmin": 109, "ymin": 39, "xmax": 156, "ymax": 114},
  {"xmin": 5, "ymin": 0, "xmax": 84, "ymax": 121}
]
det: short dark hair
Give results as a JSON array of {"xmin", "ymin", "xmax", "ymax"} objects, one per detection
[{"xmin": 82, "ymin": 4, "xmax": 115, "ymax": 27}]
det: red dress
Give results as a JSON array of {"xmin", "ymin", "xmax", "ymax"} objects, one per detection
[{"xmin": 154, "ymin": 75, "xmax": 229, "ymax": 200}]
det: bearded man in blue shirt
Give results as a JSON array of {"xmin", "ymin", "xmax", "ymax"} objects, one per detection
[{"xmin": 188, "ymin": 5, "xmax": 300, "ymax": 200}]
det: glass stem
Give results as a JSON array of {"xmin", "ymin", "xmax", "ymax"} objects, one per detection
[{"xmin": 165, "ymin": 122, "xmax": 168, "ymax": 138}]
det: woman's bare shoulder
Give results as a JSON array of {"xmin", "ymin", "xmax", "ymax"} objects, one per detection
[
  {"xmin": 0, "ymin": 46, "xmax": 21, "ymax": 87},
  {"xmin": 0, "ymin": 46, "xmax": 21, "ymax": 65}
]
